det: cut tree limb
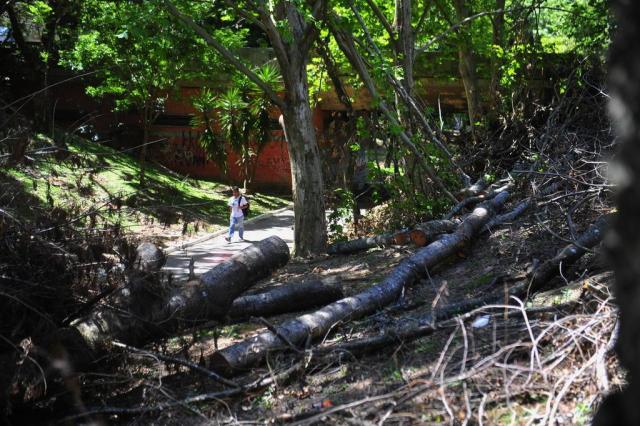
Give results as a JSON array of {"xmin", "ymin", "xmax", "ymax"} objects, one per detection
[
  {"xmin": 228, "ymin": 278, "xmax": 343, "ymax": 321},
  {"xmin": 208, "ymin": 192, "xmax": 509, "ymax": 375},
  {"xmin": 72, "ymin": 236, "xmax": 290, "ymax": 350},
  {"xmin": 327, "ymin": 219, "xmax": 459, "ymax": 255},
  {"xmin": 316, "ymin": 214, "xmax": 612, "ymax": 356},
  {"xmin": 408, "ymin": 219, "xmax": 460, "ymax": 247},
  {"xmin": 526, "ymin": 214, "xmax": 612, "ymax": 291},
  {"xmin": 445, "ymin": 183, "xmax": 513, "ymax": 220}
]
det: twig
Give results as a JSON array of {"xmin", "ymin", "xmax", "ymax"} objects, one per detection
[
  {"xmin": 112, "ymin": 341, "xmax": 240, "ymax": 388},
  {"xmin": 60, "ymin": 360, "xmax": 304, "ymax": 422}
]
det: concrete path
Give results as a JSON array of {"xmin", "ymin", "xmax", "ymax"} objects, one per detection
[{"xmin": 163, "ymin": 207, "xmax": 294, "ymax": 282}]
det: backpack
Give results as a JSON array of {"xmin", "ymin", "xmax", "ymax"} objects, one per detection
[{"xmin": 240, "ymin": 195, "xmax": 250, "ymax": 217}]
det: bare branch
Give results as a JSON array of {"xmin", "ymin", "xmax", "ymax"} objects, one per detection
[{"xmin": 253, "ymin": 0, "xmax": 291, "ymax": 72}]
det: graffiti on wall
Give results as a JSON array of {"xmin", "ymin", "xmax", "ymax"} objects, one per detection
[
  {"xmin": 154, "ymin": 126, "xmax": 292, "ymax": 188},
  {"xmin": 157, "ymin": 129, "xmax": 210, "ymax": 167}
]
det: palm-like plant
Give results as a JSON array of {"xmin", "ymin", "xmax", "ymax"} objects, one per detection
[{"xmin": 191, "ymin": 64, "xmax": 282, "ymax": 190}]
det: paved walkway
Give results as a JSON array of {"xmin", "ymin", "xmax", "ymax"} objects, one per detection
[{"xmin": 163, "ymin": 207, "xmax": 294, "ymax": 282}]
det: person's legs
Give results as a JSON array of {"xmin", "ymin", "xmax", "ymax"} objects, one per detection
[
  {"xmin": 227, "ymin": 216, "xmax": 237, "ymax": 241},
  {"xmin": 237, "ymin": 216, "xmax": 244, "ymax": 240}
]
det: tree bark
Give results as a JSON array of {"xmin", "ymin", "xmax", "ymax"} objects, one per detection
[
  {"xmin": 228, "ymin": 278, "xmax": 343, "ymax": 321},
  {"xmin": 593, "ymin": 5, "xmax": 640, "ymax": 419},
  {"xmin": 280, "ymin": 96, "xmax": 327, "ymax": 257},
  {"xmin": 409, "ymin": 219, "xmax": 460, "ymax": 247},
  {"xmin": 72, "ymin": 236, "xmax": 290, "ymax": 350},
  {"xmin": 209, "ymin": 192, "xmax": 509, "ymax": 375},
  {"xmin": 527, "ymin": 215, "xmax": 611, "ymax": 290},
  {"xmin": 396, "ymin": 0, "xmax": 414, "ymax": 100},
  {"xmin": 445, "ymin": 182, "xmax": 513, "ymax": 220}
]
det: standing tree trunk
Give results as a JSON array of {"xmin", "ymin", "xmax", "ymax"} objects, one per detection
[
  {"xmin": 593, "ymin": 2, "xmax": 640, "ymax": 424},
  {"xmin": 396, "ymin": 0, "xmax": 415, "ymax": 101},
  {"xmin": 452, "ymin": 0, "xmax": 481, "ymax": 136},
  {"xmin": 488, "ymin": 0, "xmax": 505, "ymax": 121},
  {"xmin": 280, "ymin": 62, "xmax": 327, "ymax": 256}
]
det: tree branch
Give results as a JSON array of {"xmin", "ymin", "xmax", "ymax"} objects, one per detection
[
  {"xmin": 415, "ymin": 0, "xmax": 434, "ymax": 35},
  {"xmin": 253, "ymin": 0, "xmax": 291, "ymax": 72},
  {"xmin": 347, "ymin": 8, "xmax": 468, "ymax": 184},
  {"xmin": 317, "ymin": 37, "xmax": 353, "ymax": 111},
  {"xmin": 328, "ymin": 19, "xmax": 458, "ymax": 203},
  {"xmin": 363, "ymin": 0, "xmax": 397, "ymax": 44},
  {"xmin": 299, "ymin": 0, "xmax": 326, "ymax": 55},
  {"xmin": 221, "ymin": 0, "xmax": 267, "ymax": 32},
  {"xmin": 415, "ymin": 8, "xmax": 505, "ymax": 55},
  {"xmin": 163, "ymin": 0, "xmax": 285, "ymax": 110}
]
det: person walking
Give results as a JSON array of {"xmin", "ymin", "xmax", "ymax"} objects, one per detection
[{"xmin": 225, "ymin": 187, "xmax": 248, "ymax": 242}]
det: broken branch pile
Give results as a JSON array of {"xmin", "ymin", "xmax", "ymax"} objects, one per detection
[
  {"xmin": 317, "ymin": 214, "xmax": 612, "ymax": 356},
  {"xmin": 209, "ymin": 191, "xmax": 510, "ymax": 374}
]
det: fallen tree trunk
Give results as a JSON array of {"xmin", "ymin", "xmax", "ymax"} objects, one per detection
[
  {"xmin": 317, "ymin": 214, "xmax": 612, "ymax": 356},
  {"xmin": 444, "ymin": 183, "xmax": 512, "ymax": 220},
  {"xmin": 209, "ymin": 192, "xmax": 509, "ymax": 375},
  {"xmin": 327, "ymin": 219, "xmax": 459, "ymax": 255},
  {"xmin": 408, "ymin": 219, "xmax": 460, "ymax": 247},
  {"xmin": 327, "ymin": 233, "xmax": 397, "ymax": 255},
  {"xmin": 228, "ymin": 278, "xmax": 343, "ymax": 321},
  {"xmin": 72, "ymin": 236, "xmax": 290, "ymax": 350}
]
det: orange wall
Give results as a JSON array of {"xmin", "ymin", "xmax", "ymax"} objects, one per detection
[{"xmin": 153, "ymin": 86, "xmax": 329, "ymax": 191}]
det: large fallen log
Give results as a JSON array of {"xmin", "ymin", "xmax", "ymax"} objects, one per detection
[
  {"xmin": 228, "ymin": 278, "xmax": 343, "ymax": 321},
  {"xmin": 327, "ymin": 219, "xmax": 459, "ymax": 255},
  {"xmin": 209, "ymin": 192, "xmax": 510, "ymax": 375},
  {"xmin": 72, "ymin": 236, "xmax": 290, "ymax": 350},
  {"xmin": 316, "ymin": 214, "xmax": 612, "ymax": 356}
]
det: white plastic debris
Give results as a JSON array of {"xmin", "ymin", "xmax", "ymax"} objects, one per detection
[{"xmin": 471, "ymin": 315, "xmax": 491, "ymax": 329}]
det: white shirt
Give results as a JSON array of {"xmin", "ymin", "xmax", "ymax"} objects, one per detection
[{"xmin": 228, "ymin": 195, "xmax": 248, "ymax": 218}]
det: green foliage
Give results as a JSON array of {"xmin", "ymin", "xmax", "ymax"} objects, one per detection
[
  {"xmin": 190, "ymin": 64, "xmax": 281, "ymax": 186},
  {"xmin": 328, "ymin": 188, "xmax": 356, "ymax": 241},
  {"xmin": 190, "ymin": 88, "xmax": 227, "ymax": 170},
  {"xmin": 61, "ymin": 1, "xmax": 224, "ymax": 117},
  {"xmin": 24, "ymin": 0, "xmax": 53, "ymax": 25}
]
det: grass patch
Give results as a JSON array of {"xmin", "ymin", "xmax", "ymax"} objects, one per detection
[{"xmin": 2, "ymin": 135, "xmax": 290, "ymax": 241}]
